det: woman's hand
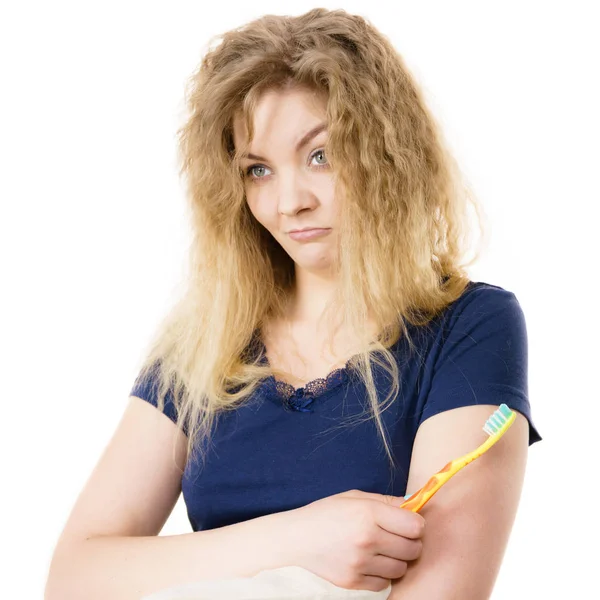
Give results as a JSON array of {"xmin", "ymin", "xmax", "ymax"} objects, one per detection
[{"xmin": 284, "ymin": 489, "xmax": 425, "ymax": 592}]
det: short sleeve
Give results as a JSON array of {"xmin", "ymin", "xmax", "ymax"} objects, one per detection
[
  {"xmin": 130, "ymin": 360, "xmax": 188, "ymax": 436},
  {"xmin": 421, "ymin": 284, "xmax": 541, "ymax": 445}
]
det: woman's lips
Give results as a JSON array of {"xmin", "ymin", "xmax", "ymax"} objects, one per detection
[{"xmin": 288, "ymin": 228, "xmax": 332, "ymax": 241}]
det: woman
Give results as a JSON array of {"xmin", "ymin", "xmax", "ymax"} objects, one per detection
[{"xmin": 45, "ymin": 8, "xmax": 541, "ymax": 600}]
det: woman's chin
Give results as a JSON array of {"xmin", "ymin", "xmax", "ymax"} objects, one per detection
[{"xmin": 292, "ymin": 256, "xmax": 335, "ymax": 273}]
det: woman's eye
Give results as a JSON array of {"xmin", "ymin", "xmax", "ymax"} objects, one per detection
[
  {"xmin": 245, "ymin": 148, "xmax": 328, "ymax": 180},
  {"xmin": 312, "ymin": 149, "xmax": 328, "ymax": 166},
  {"xmin": 247, "ymin": 165, "xmax": 270, "ymax": 178}
]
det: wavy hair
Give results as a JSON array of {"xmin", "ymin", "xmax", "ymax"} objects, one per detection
[{"xmin": 132, "ymin": 8, "xmax": 485, "ymax": 473}]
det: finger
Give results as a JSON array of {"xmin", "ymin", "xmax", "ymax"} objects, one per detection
[
  {"xmin": 342, "ymin": 489, "xmax": 406, "ymax": 505},
  {"xmin": 367, "ymin": 554, "xmax": 409, "ymax": 580},
  {"xmin": 353, "ymin": 574, "xmax": 393, "ymax": 593},
  {"xmin": 375, "ymin": 529, "xmax": 423, "ymax": 562},
  {"xmin": 374, "ymin": 502, "xmax": 426, "ymax": 540}
]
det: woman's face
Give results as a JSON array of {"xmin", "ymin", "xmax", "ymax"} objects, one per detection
[{"xmin": 233, "ymin": 87, "xmax": 339, "ymax": 273}]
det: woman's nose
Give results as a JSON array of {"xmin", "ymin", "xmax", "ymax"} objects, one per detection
[{"xmin": 276, "ymin": 173, "xmax": 318, "ymax": 216}]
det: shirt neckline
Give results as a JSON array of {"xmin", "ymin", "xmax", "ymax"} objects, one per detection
[{"xmin": 256, "ymin": 338, "xmax": 360, "ymax": 411}]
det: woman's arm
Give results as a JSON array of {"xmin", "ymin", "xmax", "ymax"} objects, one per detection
[
  {"xmin": 389, "ymin": 404, "xmax": 529, "ymax": 599},
  {"xmin": 45, "ymin": 510, "xmax": 296, "ymax": 600},
  {"xmin": 45, "ymin": 396, "xmax": 296, "ymax": 600}
]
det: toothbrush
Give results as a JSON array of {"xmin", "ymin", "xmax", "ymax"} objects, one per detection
[{"xmin": 400, "ymin": 404, "xmax": 517, "ymax": 513}]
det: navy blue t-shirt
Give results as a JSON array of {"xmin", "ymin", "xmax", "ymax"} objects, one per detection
[{"xmin": 130, "ymin": 281, "xmax": 541, "ymax": 532}]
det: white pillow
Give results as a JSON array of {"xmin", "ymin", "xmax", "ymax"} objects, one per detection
[{"xmin": 142, "ymin": 565, "xmax": 392, "ymax": 600}]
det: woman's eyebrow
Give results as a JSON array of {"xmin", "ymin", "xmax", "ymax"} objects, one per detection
[{"xmin": 242, "ymin": 122, "xmax": 327, "ymax": 161}]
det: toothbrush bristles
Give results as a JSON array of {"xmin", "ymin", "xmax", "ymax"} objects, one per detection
[{"xmin": 482, "ymin": 404, "xmax": 513, "ymax": 436}]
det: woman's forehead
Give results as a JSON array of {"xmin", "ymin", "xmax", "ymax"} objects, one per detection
[{"xmin": 232, "ymin": 96, "xmax": 328, "ymax": 154}]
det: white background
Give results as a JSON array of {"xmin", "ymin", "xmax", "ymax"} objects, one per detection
[{"xmin": 1, "ymin": 1, "xmax": 598, "ymax": 597}]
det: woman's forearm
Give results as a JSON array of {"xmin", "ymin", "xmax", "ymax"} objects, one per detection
[{"xmin": 45, "ymin": 511, "xmax": 297, "ymax": 600}]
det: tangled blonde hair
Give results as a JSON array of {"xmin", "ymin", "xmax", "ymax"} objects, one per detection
[{"xmin": 132, "ymin": 8, "xmax": 485, "ymax": 473}]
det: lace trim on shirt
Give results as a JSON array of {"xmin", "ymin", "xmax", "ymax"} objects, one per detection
[
  {"xmin": 247, "ymin": 332, "xmax": 362, "ymax": 412},
  {"xmin": 261, "ymin": 357, "xmax": 360, "ymax": 412}
]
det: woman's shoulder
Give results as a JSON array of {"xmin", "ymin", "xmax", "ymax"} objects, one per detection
[
  {"xmin": 416, "ymin": 279, "xmax": 541, "ymax": 444},
  {"xmin": 437, "ymin": 279, "xmax": 525, "ymax": 327},
  {"xmin": 406, "ymin": 280, "xmax": 524, "ymax": 342},
  {"xmin": 454, "ymin": 279, "xmax": 521, "ymax": 305}
]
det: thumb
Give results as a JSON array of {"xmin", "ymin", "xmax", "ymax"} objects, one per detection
[{"xmin": 341, "ymin": 489, "xmax": 407, "ymax": 506}]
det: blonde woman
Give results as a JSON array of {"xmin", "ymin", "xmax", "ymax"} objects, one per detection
[{"xmin": 45, "ymin": 8, "xmax": 541, "ymax": 600}]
